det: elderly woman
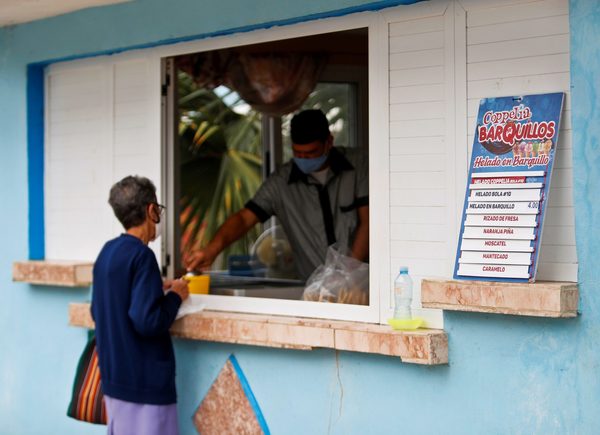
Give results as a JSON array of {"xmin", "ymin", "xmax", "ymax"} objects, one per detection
[{"xmin": 91, "ymin": 175, "xmax": 189, "ymax": 435}]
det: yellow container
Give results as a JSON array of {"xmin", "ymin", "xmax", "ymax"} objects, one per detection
[
  {"xmin": 184, "ymin": 274, "xmax": 210, "ymax": 294},
  {"xmin": 387, "ymin": 317, "xmax": 424, "ymax": 330}
]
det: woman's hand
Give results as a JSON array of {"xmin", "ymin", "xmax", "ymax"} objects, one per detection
[{"xmin": 170, "ymin": 278, "xmax": 189, "ymax": 301}]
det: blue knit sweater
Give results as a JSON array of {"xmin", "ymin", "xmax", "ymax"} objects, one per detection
[{"xmin": 91, "ymin": 234, "xmax": 182, "ymax": 405}]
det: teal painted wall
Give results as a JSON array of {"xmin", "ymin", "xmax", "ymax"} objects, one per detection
[{"xmin": 1, "ymin": 0, "xmax": 599, "ymax": 433}]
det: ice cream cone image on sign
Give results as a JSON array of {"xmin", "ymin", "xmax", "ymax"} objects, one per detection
[{"xmin": 539, "ymin": 139, "xmax": 553, "ymax": 156}]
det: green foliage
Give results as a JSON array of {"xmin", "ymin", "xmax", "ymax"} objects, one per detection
[{"xmin": 178, "ymin": 71, "xmax": 262, "ymax": 269}]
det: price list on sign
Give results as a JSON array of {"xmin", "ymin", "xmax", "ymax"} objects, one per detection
[{"xmin": 454, "ymin": 93, "xmax": 565, "ymax": 282}]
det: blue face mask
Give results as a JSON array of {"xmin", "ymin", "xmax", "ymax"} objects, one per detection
[{"xmin": 293, "ymin": 153, "xmax": 329, "ymax": 174}]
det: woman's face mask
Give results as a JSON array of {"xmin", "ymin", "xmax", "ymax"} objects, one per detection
[
  {"xmin": 149, "ymin": 202, "xmax": 164, "ymax": 241},
  {"xmin": 152, "ymin": 222, "xmax": 162, "ymax": 241}
]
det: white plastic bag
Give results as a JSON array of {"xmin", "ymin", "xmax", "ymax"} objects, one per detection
[{"xmin": 302, "ymin": 245, "xmax": 369, "ymax": 305}]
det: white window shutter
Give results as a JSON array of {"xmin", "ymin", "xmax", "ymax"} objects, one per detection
[{"xmin": 45, "ymin": 53, "xmax": 161, "ymax": 262}]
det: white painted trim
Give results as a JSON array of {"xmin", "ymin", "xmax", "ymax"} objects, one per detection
[
  {"xmin": 458, "ymin": 0, "xmax": 552, "ymax": 11},
  {"xmin": 189, "ymin": 293, "xmax": 377, "ymax": 321},
  {"xmin": 107, "ymin": 60, "xmax": 116, "ymax": 211},
  {"xmin": 372, "ymin": 12, "xmax": 391, "ymax": 326},
  {"xmin": 453, "ymin": 1, "xmax": 468, "ymax": 245},
  {"xmin": 380, "ymin": 0, "xmax": 449, "ymax": 22},
  {"xmin": 444, "ymin": 1, "xmax": 458, "ymax": 275},
  {"xmin": 43, "ymin": 70, "xmax": 50, "ymax": 241},
  {"xmin": 153, "ymin": 10, "xmax": 379, "ymax": 59}
]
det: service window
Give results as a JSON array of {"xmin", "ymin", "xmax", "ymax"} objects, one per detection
[{"xmin": 162, "ymin": 29, "xmax": 370, "ymax": 306}]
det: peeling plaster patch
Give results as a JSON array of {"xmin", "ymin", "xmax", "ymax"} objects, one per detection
[
  {"xmin": 517, "ymin": 365, "xmax": 579, "ymax": 435},
  {"xmin": 516, "ymin": 331, "xmax": 578, "ymax": 434},
  {"xmin": 518, "ymin": 371, "xmax": 551, "ymax": 435}
]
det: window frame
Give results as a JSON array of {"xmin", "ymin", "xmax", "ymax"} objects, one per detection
[{"xmin": 159, "ymin": 12, "xmax": 386, "ymax": 323}]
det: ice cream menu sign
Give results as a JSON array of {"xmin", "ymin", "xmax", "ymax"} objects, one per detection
[{"xmin": 454, "ymin": 92, "xmax": 565, "ymax": 282}]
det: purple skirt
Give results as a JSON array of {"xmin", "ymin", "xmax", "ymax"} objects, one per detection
[{"xmin": 104, "ymin": 395, "xmax": 179, "ymax": 435}]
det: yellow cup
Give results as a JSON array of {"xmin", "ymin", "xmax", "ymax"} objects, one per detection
[{"xmin": 184, "ymin": 274, "xmax": 210, "ymax": 294}]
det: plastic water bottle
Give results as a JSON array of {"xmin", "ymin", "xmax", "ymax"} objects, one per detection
[{"xmin": 393, "ymin": 267, "xmax": 413, "ymax": 320}]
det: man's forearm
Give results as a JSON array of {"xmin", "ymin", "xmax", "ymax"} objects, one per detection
[
  {"xmin": 207, "ymin": 208, "xmax": 258, "ymax": 255},
  {"xmin": 351, "ymin": 206, "xmax": 369, "ymax": 262},
  {"xmin": 351, "ymin": 222, "xmax": 369, "ymax": 262}
]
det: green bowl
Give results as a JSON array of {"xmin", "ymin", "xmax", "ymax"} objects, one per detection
[{"xmin": 387, "ymin": 317, "xmax": 424, "ymax": 330}]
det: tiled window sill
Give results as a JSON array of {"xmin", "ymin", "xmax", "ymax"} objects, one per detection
[
  {"xmin": 13, "ymin": 260, "xmax": 92, "ymax": 287},
  {"xmin": 421, "ymin": 279, "xmax": 578, "ymax": 318},
  {"xmin": 69, "ymin": 303, "xmax": 448, "ymax": 365}
]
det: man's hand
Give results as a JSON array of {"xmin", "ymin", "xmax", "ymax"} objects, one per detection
[
  {"xmin": 184, "ymin": 248, "xmax": 217, "ymax": 272},
  {"xmin": 170, "ymin": 278, "xmax": 190, "ymax": 301},
  {"xmin": 183, "ymin": 207, "xmax": 260, "ymax": 272},
  {"xmin": 162, "ymin": 278, "xmax": 173, "ymax": 290}
]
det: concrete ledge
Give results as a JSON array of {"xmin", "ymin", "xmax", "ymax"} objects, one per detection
[
  {"xmin": 69, "ymin": 303, "xmax": 448, "ymax": 365},
  {"xmin": 13, "ymin": 260, "xmax": 93, "ymax": 287},
  {"xmin": 421, "ymin": 279, "xmax": 578, "ymax": 318}
]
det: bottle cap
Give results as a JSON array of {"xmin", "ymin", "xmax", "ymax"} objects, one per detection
[{"xmin": 400, "ymin": 266, "xmax": 408, "ymax": 273}]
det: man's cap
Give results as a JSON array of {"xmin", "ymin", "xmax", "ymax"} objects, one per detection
[{"xmin": 290, "ymin": 109, "xmax": 330, "ymax": 144}]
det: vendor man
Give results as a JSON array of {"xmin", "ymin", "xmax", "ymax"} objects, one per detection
[{"xmin": 185, "ymin": 109, "xmax": 369, "ymax": 280}]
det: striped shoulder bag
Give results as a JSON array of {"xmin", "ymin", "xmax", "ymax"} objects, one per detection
[{"xmin": 67, "ymin": 334, "xmax": 107, "ymax": 425}]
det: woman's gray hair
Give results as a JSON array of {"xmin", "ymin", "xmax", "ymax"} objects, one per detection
[{"xmin": 108, "ymin": 175, "xmax": 157, "ymax": 229}]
